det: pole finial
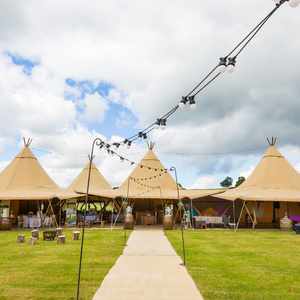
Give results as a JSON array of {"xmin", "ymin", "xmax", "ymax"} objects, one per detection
[
  {"xmin": 266, "ymin": 136, "xmax": 277, "ymax": 146},
  {"xmin": 23, "ymin": 137, "xmax": 33, "ymax": 147}
]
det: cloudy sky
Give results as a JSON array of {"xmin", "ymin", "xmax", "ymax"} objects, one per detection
[{"xmin": 0, "ymin": 0, "xmax": 300, "ymax": 189}]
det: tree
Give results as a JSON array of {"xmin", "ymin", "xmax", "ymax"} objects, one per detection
[
  {"xmin": 177, "ymin": 183, "xmax": 185, "ymax": 189},
  {"xmin": 235, "ymin": 176, "xmax": 246, "ymax": 187},
  {"xmin": 220, "ymin": 176, "xmax": 233, "ymax": 187}
]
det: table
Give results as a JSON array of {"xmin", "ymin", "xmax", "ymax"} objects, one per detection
[{"xmin": 194, "ymin": 216, "xmax": 223, "ymax": 228}]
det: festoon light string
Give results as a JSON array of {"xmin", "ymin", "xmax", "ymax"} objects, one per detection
[
  {"xmin": 97, "ymin": 138, "xmax": 172, "ymax": 171},
  {"xmin": 99, "ymin": 0, "xmax": 298, "ymax": 153}
]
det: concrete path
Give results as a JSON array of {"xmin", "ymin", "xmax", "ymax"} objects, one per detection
[{"xmin": 93, "ymin": 228, "xmax": 203, "ymax": 300}]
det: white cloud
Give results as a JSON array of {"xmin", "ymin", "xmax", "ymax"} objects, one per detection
[
  {"xmin": 0, "ymin": 0, "xmax": 300, "ymax": 188},
  {"xmin": 80, "ymin": 94, "xmax": 108, "ymax": 124},
  {"xmin": 190, "ymin": 176, "xmax": 220, "ymax": 189}
]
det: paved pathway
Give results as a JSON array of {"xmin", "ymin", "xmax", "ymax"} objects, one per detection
[{"xmin": 93, "ymin": 228, "xmax": 203, "ymax": 300}]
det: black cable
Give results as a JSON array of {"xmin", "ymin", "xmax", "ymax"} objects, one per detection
[
  {"xmin": 193, "ymin": 72, "xmax": 222, "ymax": 97},
  {"xmin": 103, "ymin": 1, "xmax": 288, "ymax": 148},
  {"xmin": 233, "ymin": 6, "xmax": 280, "ymax": 58}
]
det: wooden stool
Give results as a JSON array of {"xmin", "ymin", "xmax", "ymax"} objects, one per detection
[
  {"xmin": 72, "ymin": 231, "xmax": 80, "ymax": 240},
  {"xmin": 29, "ymin": 237, "xmax": 38, "ymax": 245},
  {"xmin": 17, "ymin": 234, "xmax": 25, "ymax": 243},
  {"xmin": 31, "ymin": 229, "xmax": 39, "ymax": 239},
  {"xmin": 57, "ymin": 235, "xmax": 66, "ymax": 244},
  {"xmin": 56, "ymin": 227, "xmax": 63, "ymax": 236}
]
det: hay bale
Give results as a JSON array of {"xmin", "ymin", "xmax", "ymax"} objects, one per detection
[
  {"xmin": 72, "ymin": 231, "xmax": 80, "ymax": 240},
  {"xmin": 17, "ymin": 234, "xmax": 25, "ymax": 243},
  {"xmin": 31, "ymin": 229, "xmax": 39, "ymax": 239},
  {"xmin": 57, "ymin": 235, "xmax": 66, "ymax": 244}
]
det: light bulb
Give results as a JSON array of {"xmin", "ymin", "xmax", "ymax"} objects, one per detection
[
  {"xmin": 160, "ymin": 125, "xmax": 166, "ymax": 131},
  {"xmin": 289, "ymin": 0, "xmax": 300, "ymax": 7},
  {"xmin": 218, "ymin": 64, "xmax": 227, "ymax": 74},
  {"xmin": 227, "ymin": 64, "xmax": 236, "ymax": 73},
  {"xmin": 179, "ymin": 101, "xmax": 186, "ymax": 109}
]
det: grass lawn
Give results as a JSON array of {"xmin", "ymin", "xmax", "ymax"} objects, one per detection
[
  {"xmin": 0, "ymin": 228, "xmax": 127, "ymax": 300},
  {"xmin": 166, "ymin": 229, "xmax": 300, "ymax": 300}
]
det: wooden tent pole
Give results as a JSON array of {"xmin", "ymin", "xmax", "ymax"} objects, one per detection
[
  {"xmin": 113, "ymin": 199, "xmax": 125, "ymax": 226},
  {"xmin": 48, "ymin": 199, "xmax": 58, "ymax": 228},
  {"xmin": 253, "ymin": 202, "xmax": 257, "ymax": 229},
  {"xmin": 232, "ymin": 200, "xmax": 236, "ymax": 230},
  {"xmin": 244, "ymin": 202, "xmax": 255, "ymax": 229},
  {"xmin": 235, "ymin": 200, "xmax": 246, "ymax": 231},
  {"xmin": 190, "ymin": 198, "xmax": 194, "ymax": 229},
  {"xmin": 110, "ymin": 199, "xmax": 115, "ymax": 230},
  {"xmin": 59, "ymin": 199, "xmax": 62, "ymax": 227}
]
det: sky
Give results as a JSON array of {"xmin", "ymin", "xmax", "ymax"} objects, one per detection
[{"xmin": 0, "ymin": 0, "xmax": 300, "ymax": 189}]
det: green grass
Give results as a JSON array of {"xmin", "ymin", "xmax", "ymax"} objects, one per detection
[
  {"xmin": 166, "ymin": 229, "xmax": 300, "ymax": 300},
  {"xmin": 0, "ymin": 228, "xmax": 127, "ymax": 300}
]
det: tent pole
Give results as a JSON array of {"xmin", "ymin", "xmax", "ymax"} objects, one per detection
[
  {"xmin": 232, "ymin": 200, "xmax": 236, "ymax": 230},
  {"xmin": 244, "ymin": 203, "xmax": 255, "ymax": 229},
  {"xmin": 191, "ymin": 198, "xmax": 193, "ymax": 229},
  {"xmin": 252, "ymin": 202, "xmax": 257, "ymax": 229},
  {"xmin": 59, "ymin": 199, "xmax": 62, "ymax": 227},
  {"xmin": 113, "ymin": 200, "xmax": 124, "ymax": 226},
  {"xmin": 235, "ymin": 200, "xmax": 246, "ymax": 231},
  {"xmin": 110, "ymin": 199, "xmax": 115, "ymax": 230}
]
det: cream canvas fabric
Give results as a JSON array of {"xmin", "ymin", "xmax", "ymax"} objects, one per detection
[
  {"xmin": 118, "ymin": 149, "xmax": 178, "ymax": 195},
  {"xmin": 83, "ymin": 149, "xmax": 226, "ymax": 200},
  {"xmin": 217, "ymin": 145, "xmax": 300, "ymax": 202},
  {"xmin": 0, "ymin": 146, "xmax": 61, "ymax": 200},
  {"xmin": 67, "ymin": 162, "xmax": 111, "ymax": 195}
]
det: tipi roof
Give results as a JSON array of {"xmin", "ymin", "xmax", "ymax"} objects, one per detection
[
  {"xmin": 86, "ymin": 147, "xmax": 225, "ymax": 200},
  {"xmin": 217, "ymin": 140, "xmax": 300, "ymax": 202},
  {"xmin": 117, "ymin": 148, "xmax": 178, "ymax": 198},
  {"xmin": 67, "ymin": 162, "xmax": 111, "ymax": 195},
  {"xmin": 0, "ymin": 140, "xmax": 61, "ymax": 200}
]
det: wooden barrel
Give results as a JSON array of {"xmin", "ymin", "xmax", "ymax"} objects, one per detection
[
  {"xmin": 124, "ymin": 214, "xmax": 134, "ymax": 230},
  {"xmin": 163, "ymin": 215, "xmax": 173, "ymax": 230}
]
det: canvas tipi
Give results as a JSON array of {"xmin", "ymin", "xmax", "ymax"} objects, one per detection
[
  {"xmin": 218, "ymin": 138, "xmax": 300, "ymax": 202},
  {"xmin": 67, "ymin": 162, "xmax": 111, "ymax": 195},
  {"xmin": 117, "ymin": 144, "xmax": 178, "ymax": 199},
  {"xmin": 217, "ymin": 138, "xmax": 300, "ymax": 227},
  {"xmin": 0, "ymin": 138, "xmax": 61, "ymax": 200}
]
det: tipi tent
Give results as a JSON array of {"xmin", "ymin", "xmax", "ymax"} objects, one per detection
[
  {"xmin": 67, "ymin": 162, "xmax": 111, "ymax": 196},
  {"xmin": 217, "ymin": 138, "xmax": 300, "ymax": 227},
  {"xmin": 117, "ymin": 146, "xmax": 177, "ymax": 199},
  {"xmin": 0, "ymin": 139, "xmax": 62, "ymax": 228},
  {"xmin": 0, "ymin": 139, "xmax": 61, "ymax": 200}
]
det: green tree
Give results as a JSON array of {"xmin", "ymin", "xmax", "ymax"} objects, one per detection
[
  {"xmin": 235, "ymin": 176, "xmax": 246, "ymax": 187},
  {"xmin": 220, "ymin": 176, "xmax": 233, "ymax": 187}
]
